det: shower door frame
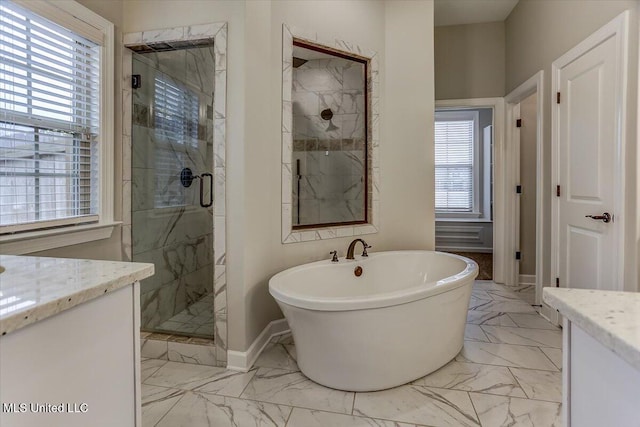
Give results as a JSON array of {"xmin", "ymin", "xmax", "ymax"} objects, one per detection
[{"xmin": 122, "ymin": 23, "xmax": 228, "ymax": 367}]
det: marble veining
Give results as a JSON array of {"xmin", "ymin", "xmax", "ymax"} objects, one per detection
[
  {"xmin": 509, "ymin": 367, "xmax": 562, "ymax": 402},
  {"xmin": 456, "ymin": 341, "xmax": 559, "ymax": 371},
  {"xmin": 0, "ymin": 255, "xmax": 153, "ymax": 335},
  {"xmin": 412, "ymin": 361, "xmax": 527, "ymax": 398},
  {"xmin": 153, "ymin": 390, "xmax": 292, "ymax": 427},
  {"xmin": 287, "ymin": 408, "xmax": 413, "ymax": 427},
  {"xmin": 470, "ymin": 393, "xmax": 561, "ymax": 426},
  {"xmin": 240, "ymin": 367, "xmax": 355, "ymax": 414},
  {"xmin": 543, "ymin": 287, "xmax": 640, "ymax": 371},
  {"xmin": 353, "ymin": 385, "xmax": 480, "ymax": 426}
]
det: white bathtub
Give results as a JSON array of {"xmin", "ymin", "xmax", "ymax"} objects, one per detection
[{"xmin": 269, "ymin": 250, "xmax": 478, "ymax": 391}]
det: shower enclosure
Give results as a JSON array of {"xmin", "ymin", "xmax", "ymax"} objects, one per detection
[{"xmin": 131, "ymin": 44, "xmax": 215, "ymax": 339}]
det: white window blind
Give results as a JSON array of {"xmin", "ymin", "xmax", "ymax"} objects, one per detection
[
  {"xmin": 153, "ymin": 74, "xmax": 199, "ymax": 208},
  {"xmin": 435, "ymin": 119, "xmax": 474, "ymax": 212},
  {"xmin": 0, "ymin": 0, "xmax": 100, "ymax": 233}
]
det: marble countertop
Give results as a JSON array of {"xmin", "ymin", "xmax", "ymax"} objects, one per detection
[
  {"xmin": 543, "ymin": 288, "xmax": 640, "ymax": 371},
  {"xmin": 0, "ymin": 255, "xmax": 154, "ymax": 336}
]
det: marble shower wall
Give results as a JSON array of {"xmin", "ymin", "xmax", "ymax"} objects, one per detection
[
  {"xmin": 131, "ymin": 47, "xmax": 215, "ymax": 333},
  {"xmin": 292, "ymin": 57, "xmax": 366, "ymax": 226}
]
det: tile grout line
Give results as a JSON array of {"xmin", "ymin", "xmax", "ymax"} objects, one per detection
[
  {"xmin": 507, "ymin": 366, "xmax": 533, "ymax": 401},
  {"xmin": 282, "ymin": 404, "xmax": 295, "ymax": 427},
  {"xmin": 236, "ymin": 368, "xmax": 259, "ymax": 398},
  {"xmin": 466, "ymin": 390, "xmax": 483, "ymax": 427},
  {"xmin": 150, "ymin": 388, "xmax": 188, "ymax": 427},
  {"xmin": 461, "ymin": 332, "xmax": 562, "ymax": 351},
  {"xmin": 504, "ymin": 312, "xmax": 558, "ymax": 330},
  {"xmin": 350, "ymin": 389, "xmax": 356, "ymax": 416},
  {"xmin": 477, "ymin": 325, "xmax": 562, "ymax": 349},
  {"xmin": 141, "ymin": 361, "xmax": 167, "ymax": 382},
  {"xmin": 537, "ymin": 346, "xmax": 564, "ymax": 372}
]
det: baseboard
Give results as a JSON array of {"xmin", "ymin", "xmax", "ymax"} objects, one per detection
[
  {"xmin": 540, "ymin": 302, "xmax": 559, "ymax": 325},
  {"xmin": 435, "ymin": 246, "xmax": 494, "ymax": 254},
  {"xmin": 518, "ymin": 274, "xmax": 536, "ymax": 285},
  {"xmin": 226, "ymin": 318, "xmax": 290, "ymax": 372}
]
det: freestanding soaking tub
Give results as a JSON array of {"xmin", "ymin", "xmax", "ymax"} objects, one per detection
[{"xmin": 269, "ymin": 250, "xmax": 478, "ymax": 391}]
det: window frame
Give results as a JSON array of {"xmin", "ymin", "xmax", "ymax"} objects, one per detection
[
  {"xmin": 434, "ymin": 109, "xmax": 485, "ymax": 220},
  {"xmin": 0, "ymin": 0, "xmax": 116, "ymax": 254}
]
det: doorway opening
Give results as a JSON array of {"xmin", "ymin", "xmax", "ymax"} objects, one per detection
[
  {"xmin": 505, "ymin": 70, "xmax": 544, "ymax": 306},
  {"xmin": 434, "ymin": 98, "xmax": 505, "ymax": 282}
]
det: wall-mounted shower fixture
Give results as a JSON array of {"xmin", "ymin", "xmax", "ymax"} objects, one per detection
[
  {"xmin": 321, "ymin": 108, "xmax": 339, "ymax": 132},
  {"xmin": 180, "ymin": 167, "xmax": 213, "ymax": 208},
  {"xmin": 321, "ymin": 108, "xmax": 333, "ymax": 120},
  {"xmin": 132, "ymin": 74, "xmax": 142, "ymax": 89},
  {"xmin": 180, "ymin": 167, "xmax": 196, "ymax": 187}
]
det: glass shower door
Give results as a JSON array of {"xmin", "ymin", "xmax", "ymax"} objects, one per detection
[{"xmin": 130, "ymin": 46, "xmax": 215, "ymax": 339}]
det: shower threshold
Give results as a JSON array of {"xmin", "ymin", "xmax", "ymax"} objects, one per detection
[{"xmin": 148, "ymin": 293, "xmax": 214, "ymax": 340}]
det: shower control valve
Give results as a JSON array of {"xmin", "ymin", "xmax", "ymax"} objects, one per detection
[{"xmin": 329, "ymin": 251, "xmax": 339, "ymax": 262}]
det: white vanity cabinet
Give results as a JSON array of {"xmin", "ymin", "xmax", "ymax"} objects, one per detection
[
  {"xmin": 0, "ymin": 255, "xmax": 154, "ymax": 427},
  {"xmin": 544, "ymin": 288, "xmax": 640, "ymax": 427}
]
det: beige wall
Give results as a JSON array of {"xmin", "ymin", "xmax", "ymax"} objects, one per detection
[
  {"xmin": 519, "ymin": 93, "xmax": 537, "ymax": 276},
  {"xmin": 122, "ymin": 0, "xmax": 435, "ymax": 351},
  {"xmin": 506, "ymin": 0, "xmax": 639, "ymax": 290},
  {"xmin": 435, "ymin": 22, "xmax": 505, "ymax": 100}
]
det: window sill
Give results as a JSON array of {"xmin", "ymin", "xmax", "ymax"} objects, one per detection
[
  {"xmin": 436, "ymin": 217, "xmax": 493, "ymax": 223},
  {"xmin": 0, "ymin": 222, "xmax": 121, "ymax": 255}
]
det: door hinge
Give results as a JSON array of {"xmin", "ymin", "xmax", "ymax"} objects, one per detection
[
  {"xmin": 516, "ymin": 119, "xmax": 522, "ymax": 128},
  {"xmin": 515, "ymin": 251, "xmax": 521, "ymax": 260},
  {"xmin": 132, "ymin": 74, "xmax": 142, "ymax": 89},
  {"xmin": 556, "ymin": 185, "xmax": 561, "ymax": 197},
  {"xmin": 555, "ymin": 277, "xmax": 560, "ymax": 287},
  {"xmin": 516, "ymin": 185, "xmax": 522, "ymax": 194},
  {"xmin": 556, "ymin": 92, "xmax": 561, "ymax": 104}
]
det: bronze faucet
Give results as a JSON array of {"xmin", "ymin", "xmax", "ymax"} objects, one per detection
[{"xmin": 346, "ymin": 238, "xmax": 371, "ymax": 260}]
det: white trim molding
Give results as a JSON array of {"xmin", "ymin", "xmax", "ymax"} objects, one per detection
[
  {"xmin": 227, "ymin": 319, "xmax": 290, "ymax": 372},
  {"xmin": 518, "ymin": 274, "xmax": 536, "ymax": 285},
  {"xmin": 505, "ymin": 70, "xmax": 545, "ymax": 299},
  {"xmin": 281, "ymin": 24, "xmax": 380, "ymax": 243},
  {"xmin": 0, "ymin": 222, "xmax": 119, "ymax": 255},
  {"xmin": 435, "ymin": 98, "xmax": 505, "ymax": 282}
]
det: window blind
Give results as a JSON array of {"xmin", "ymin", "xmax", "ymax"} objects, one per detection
[
  {"xmin": 153, "ymin": 74, "xmax": 199, "ymax": 208},
  {"xmin": 0, "ymin": 0, "xmax": 100, "ymax": 233},
  {"xmin": 435, "ymin": 119, "xmax": 474, "ymax": 212}
]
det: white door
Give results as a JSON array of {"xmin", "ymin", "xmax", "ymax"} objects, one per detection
[{"xmin": 553, "ymin": 20, "xmax": 626, "ymax": 291}]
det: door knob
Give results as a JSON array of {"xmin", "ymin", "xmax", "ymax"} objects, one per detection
[{"xmin": 585, "ymin": 212, "xmax": 612, "ymax": 223}]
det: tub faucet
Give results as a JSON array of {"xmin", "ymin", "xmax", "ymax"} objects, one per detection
[
  {"xmin": 329, "ymin": 250, "xmax": 339, "ymax": 262},
  {"xmin": 346, "ymin": 239, "xmax": 371, "ymax": 260}
]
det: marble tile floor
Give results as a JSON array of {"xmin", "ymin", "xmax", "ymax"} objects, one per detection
[
  {"xmin": 154, "ymin": 293, "xmax": 215, "ymax": 338},
  {"xmin": 141, "ymin": 280, "xmax": 562, "ymax": 426}
]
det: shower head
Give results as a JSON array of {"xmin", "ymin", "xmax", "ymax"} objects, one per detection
[{"xmin": 320, "ymin": 109, "xmax": 333, "ymax": 120}]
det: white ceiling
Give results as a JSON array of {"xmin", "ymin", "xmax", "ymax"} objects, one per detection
[{"xmin": 434, "ymin": 0, "xmax": 520, "ymax": 27}]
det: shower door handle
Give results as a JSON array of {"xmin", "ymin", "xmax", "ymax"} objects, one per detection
[{"xmin": 200, "ymin": 173, "xmax": 213, "ymax": 208}]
